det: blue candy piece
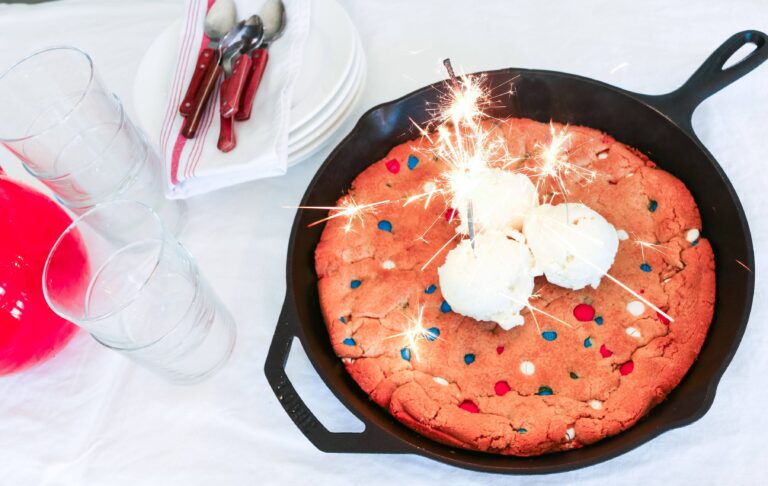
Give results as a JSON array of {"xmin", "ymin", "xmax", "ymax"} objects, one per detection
[
  {"xmin": 400, "ymin": 347, "xmax": 411, "ymax": 361},
  {"xmin": 517, "ymin": 428, "xmax": 528, "ymax": 434},
  {"xmin": 441, "ymin": 300, "xmax": 452, "ymax": 313},
  {"xmin": 350, "ymin": 280, "xmax": 362, "ymax": 289},
  {"xmin": 537, "ymin": 386, "xmax": 553, "ymax": 396},
  {"xmin": 343, "ymin": 338, "xmax": 356, "ymax": 346},
  {"xmin": 542, "ymin": 331, "xmax": 557, "ymax": 341},
  {"xmin": 594, "ymin": 316, "xmax": 604, "ymax": 325},
  {"xmin": 425, "ymin": 284, "xmax": 437, "ymax": 294},
  {"xmin": 377, "ymin": 220, "xmax": 393, "ymax": 232},
  {"xmin": 640, "ymin": 263, "xmax": 652, "ymax": 272},
  {"xmin": 584, "ymin": 337, "xmax": 593, "ymax": 348},
  {"xmin": 407, "ymin": 154, "xmax": 419, "ymax": 170},
  {"xmin": 569, "ymin": 371, "xmax": 579, "ymax": 379},
  {"xmin": 424, "ymin": 327, "xmax": 440, "ymax": 341},
  {"xmin": 339, "ymin": 316, "xmax": 346, "ymax": 324},
  {"xmin": 648, "ymin": 200, "xmax": 658, "ymax": 212},
  {"xmin": 692, "ymin": 239, "xmax": 699, "ymax": 246},
  {"xmin": 464, "ymin": 353, "xmax": 476, "ymax": 365}
]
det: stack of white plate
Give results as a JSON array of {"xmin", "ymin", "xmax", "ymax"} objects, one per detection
[
  {"xmin": 285, "ymin": 0, "xmax": 365, "ymax": 164},
  {"xmin": 133, "ymin": 0, "xmax": 365, "ymax": 167}
]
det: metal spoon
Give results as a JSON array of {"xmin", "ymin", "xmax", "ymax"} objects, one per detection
[
  {"xmin": 221, "ymin": 15, "xmax": 264, "ymax": 76},
  {"xmin": 179, "ymin": 0, "xmax": 236, "ymax": 117},
  {"xmin": 232, "ymin": 0, "xmax": 287, "ymax": 122},
  {"xmin": 261, "ymin": 0, "xmax": 287, "ymax": 44},
  {"xmin": 203, "ymin": 0, "xmax": 237, "ymax": 41}
]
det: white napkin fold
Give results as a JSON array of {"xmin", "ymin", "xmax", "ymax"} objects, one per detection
[{"xmin": 159, "ymin": 0, "xmax": 310, "ymax": 199}]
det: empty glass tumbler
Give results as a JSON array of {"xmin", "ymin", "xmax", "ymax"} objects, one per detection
[
  {"xmin": 0, "ymin": 47, "xmax": 184, "ymax": 232},
  {"xmin": 43, "ymin": 201, "xmax": 236, "ymax": 384}
]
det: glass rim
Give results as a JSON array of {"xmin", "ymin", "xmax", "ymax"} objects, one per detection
[
  {"xmin": 0, "ymin": 46, "xmax": 95, "ymax": 143},
  {"xmin": 42, "ymin": 199, "xmax": 166, "ymax": 325}
]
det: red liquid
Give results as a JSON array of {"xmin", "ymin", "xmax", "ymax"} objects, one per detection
[{"xmin": 0, "ymin": 174, "xmax": 83, "ymax": 375}]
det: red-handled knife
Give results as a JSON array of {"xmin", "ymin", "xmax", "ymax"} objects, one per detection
[
  {"xmin": 179, "ymin": 48, "xmax": 218, "ymax": 117},
  {"xmin": 220, "ymin": 54, "xmax": 253, "ymax": 118}
]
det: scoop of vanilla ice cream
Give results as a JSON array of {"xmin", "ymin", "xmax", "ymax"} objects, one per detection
[
  {"xmin": 523, "ymin": 203, "xmax": 618, "ymax": 290},
  {"xmin": 452, "ymin": 168, "xmax": 538, "ymax": 236},
  {"xmin": 438, "ymin": 232, "xmax": 536, "ymax": 330}
]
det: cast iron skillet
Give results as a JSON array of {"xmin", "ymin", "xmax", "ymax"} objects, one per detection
[{"xmin": 265, "ymin": 31, "xmax": 767, "ymax": 474}]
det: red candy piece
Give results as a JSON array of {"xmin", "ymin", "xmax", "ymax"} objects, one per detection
[
  {"xmin": 458, "ymin": 400, "xmax": 480, "ymax": 413},
  {"xmin": 496, "ymin": 346, "xmax": 505, "ymax": 355},
  {"xmin": 573, "ymin": 303, "xmax": 595, "ymax": 322},
  {"xmin": 385, "ymin": 159, "xmax": 400, "ymax": 174},
  {"xmin": 657, "ymin": 311, "xmax": 671, "ymax": 325},
  {"xmin": 444, "ymin": 207, "xmax": 457, "ymax": 222},
  {"xmin": 599, "ymin": 344, "xmax": 613, "ymax": 358},
  {"xmin": 619, "ymin": 361, "xmax": 634, "ymax": 375},
  {"xmin": 494, "ymin": 381, "xmax": 511, "ymax": 396}
]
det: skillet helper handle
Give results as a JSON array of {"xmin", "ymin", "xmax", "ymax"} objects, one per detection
[
  {"xmin": 182, "ymin": 62, "xmax": 223, "ymax": 139},
  {"xmin": 179, "ymin": 48, "xmax": 218, "ymax": 117},
  {"xmin": 220, "ymin": 54, "xmax": 253, "ymax": 118},
  {"xmin": 264, "ymin": 298, "xmax": 405, "ymax": 454},
  {"xmin": 235, "ymin": 48, "xmax": 269, "ymax": 121},
  {"xmin": 644, "ymin": 30, "xmax": 768, "ymax": 128}
]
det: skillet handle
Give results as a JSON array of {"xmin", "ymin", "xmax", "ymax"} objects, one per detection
[
  {"xmin": 641, "ymin": 30, "xmax": 768, "ymax": 130},
  {"xmin": 264, "ymin": 297, "xmax": 406, "ymax": 453}
]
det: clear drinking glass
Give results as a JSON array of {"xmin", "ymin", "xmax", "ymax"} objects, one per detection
[
  {"xmin": 0, "ymin": 46, "xmax": 185, "ymax": 234},
  {"xmin": 42, "ymin": 201, "xmax": 236, "ymax": 384}
]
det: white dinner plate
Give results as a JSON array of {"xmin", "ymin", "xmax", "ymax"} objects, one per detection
[
  {"xmin": 288, "ymin": 53, "xmax": 366, "ymax": 163},
  {"xmin": 288, "ymin": 37, "xmax": 362, "ymax": 148}
]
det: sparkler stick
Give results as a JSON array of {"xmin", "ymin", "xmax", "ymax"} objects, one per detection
[
  {"xmin": 466, "ymin": 199, "xmax": 476, "ymax": 250},
  {"xmin": 442, "ymin": 58, "xmax": 478, "ymax": 252}
]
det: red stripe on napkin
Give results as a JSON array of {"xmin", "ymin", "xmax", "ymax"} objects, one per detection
[{"xmin": 169, "ymin": 0, "xmax": 217, "ymax": 186}]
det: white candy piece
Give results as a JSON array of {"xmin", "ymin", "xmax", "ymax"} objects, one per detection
[
  {"xmin": 626, "ymin": 300, "xmax": 645, "ymax": 317},
  {"xmin": 565, "ymin": 427, "xmax": 576, "ymax": 441},
  {"xmin": 438, "ymin": 232, "xmax": 537, "ymax": 330},
  {"xmin": 433, "ymin": 376, "xmax": 449, "ymax": 386},
  {"xmin": 626, "ymin": 326, "xmax": 641, "ymax": 338},
  {"xmin": 523, "ymin": 203, "xmax": 619, "ymax": 290},
  {"xmin": 382, "ymin": 260, "xmax": 395, "ymax": 270},
  {"xmin": 453, "ymin": 168, "xmax": 539, "ymax": 236},
  {"xmin": 686, "ymin": 228, "xmax": 700, "ymax": 243},
  {"xmin": 520, "ymin": 361, "xmax": 536, "ymax": 376},
  {"xmin": 589, "ymin": 400, "xmax": 603, "ymax": 410}
]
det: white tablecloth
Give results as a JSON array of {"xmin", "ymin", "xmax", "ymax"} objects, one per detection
[{"xmin": 1, "ymin": 1, "xmax": 767, "ymax": 484}]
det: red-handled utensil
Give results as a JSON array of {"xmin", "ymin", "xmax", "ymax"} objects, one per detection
[
  {"xmin": 235, "ymin": 48, "xmax": 269, "ymax": 121},
  {"xmin": 233, "ymin": 0, "xmax": 285, "ymax": 121},
  {"xmin": 217, "ymin": 111, "xmax": 237, "ymax": 152},
  {"xmin": 180, "ymin": 48, "xmax": 218, "ymax": 117},
  {"xmin": 220, "ymin": 54, "xmax": 253, "ymax": 118},
  {"xmin": 181, "ymin": 61, "xmax": 222, "ymax": 139}
]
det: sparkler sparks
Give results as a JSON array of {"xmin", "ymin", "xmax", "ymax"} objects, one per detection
[
  {"xmin": 292, "ymin": 196, "xmax": 391, "ymax": 234},
  {"xmin": 527, "ymin": 122, "xmax": 597, "ymax": 197},
  {"xmin": 384, "ymin": 303, "xmax": 439, "ymax": 362},
  {"xmin": 632, "ymin": 234, "xmax": 667, "ymax": 262}
]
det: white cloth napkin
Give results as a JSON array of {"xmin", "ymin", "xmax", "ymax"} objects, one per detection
[{"xmin": 160, "ymin": 0, "xmax": 310, "ymax": 199}]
